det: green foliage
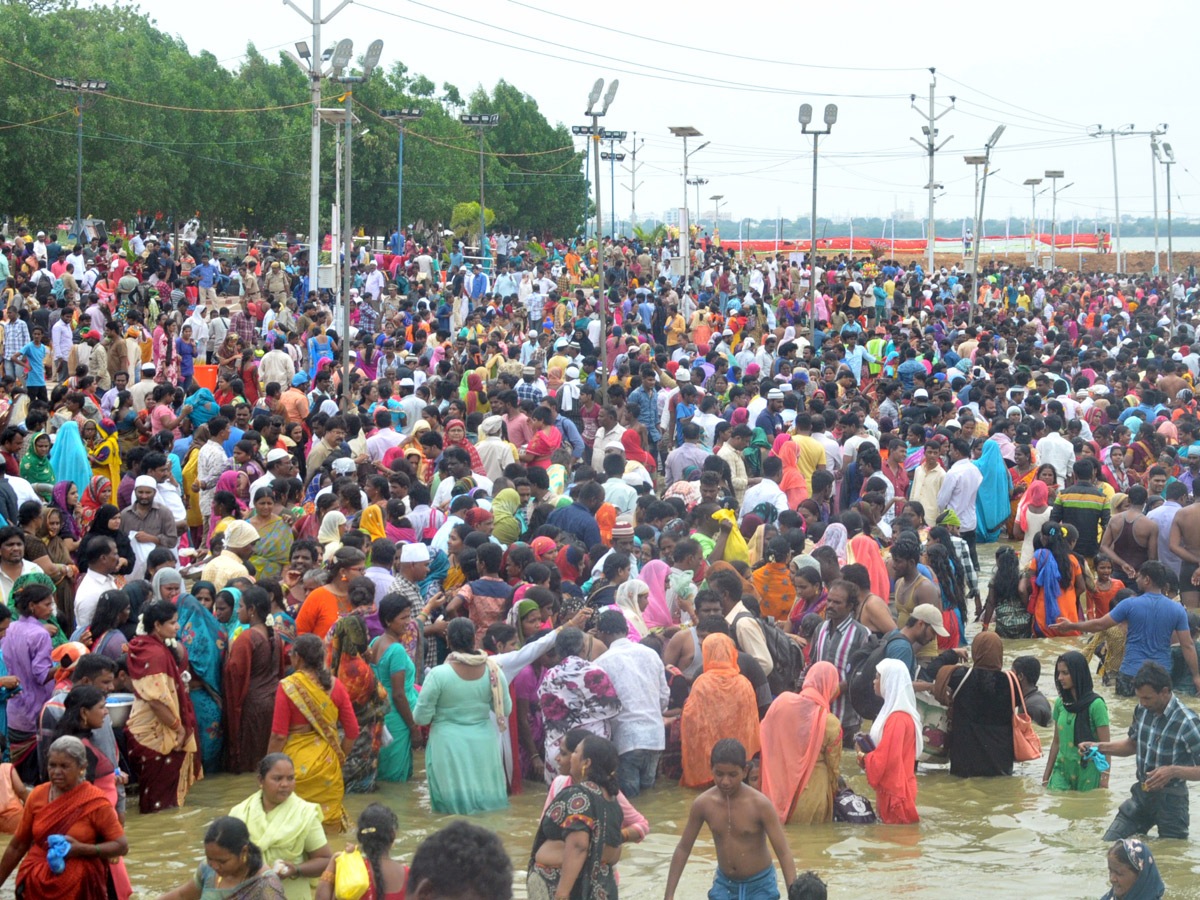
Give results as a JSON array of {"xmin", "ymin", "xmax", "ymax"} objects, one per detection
[
  {"xmin": 450, "ymin": 202, "xmax": 494, "ymax": 241},
  {"xmin": 0, "ymin": 4, "xmax": 587, "ymax": 238},
  {"xmin": 633, "ymin": 222, "xmax": 668, "ymax": 244}
]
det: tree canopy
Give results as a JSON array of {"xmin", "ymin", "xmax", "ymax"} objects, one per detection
[{"xmin": 0, "ymin": 0, "xmax": 588, "ymax": 238}]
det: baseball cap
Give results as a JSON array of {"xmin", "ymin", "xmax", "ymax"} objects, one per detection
[
  {"xmin": 912, "ymin": 389, "xmax": 929, "ymax": 400},
  {"xmin": 909, "ymin": 604, "xmax": 950, "ymax": 637},
  {"xmin": 676, "ymin": 369, "xmax": 692, "ymax": 383}
]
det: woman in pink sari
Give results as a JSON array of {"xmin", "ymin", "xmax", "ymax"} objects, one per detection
[{"xmin": 639, "ymin": 560, "xmax": 673, "ymax": 629}]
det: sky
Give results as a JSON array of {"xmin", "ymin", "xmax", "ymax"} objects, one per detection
[{"xmin": 92, "ymin": 0, "xmax": 1192, "ymax": 232}]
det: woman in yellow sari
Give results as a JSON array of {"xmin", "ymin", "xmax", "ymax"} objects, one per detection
[
  {"xmin": 83, "ymin": 420, "xmax": 121, "ymax": 489},
  {"xmin": 267, "ymin": 635, "xmax": 358, "ymax": 833},
  {"xmin": 358, "ymin": 504, "xmax": 386, "ymax": 542}
]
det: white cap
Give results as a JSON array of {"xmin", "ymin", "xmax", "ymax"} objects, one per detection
[
  {"xmin": 767, "ymin": 388, "xmax": 784, "ymax": 400},
  {"xmin": 676, "ymin": 369, "xmax": 692, "ymax": 383},
  {"xmin": 331, "ymin": 458, "xmax": 356, "ymax": 475},
  {"xmin": 134, "ymin": 475, "xmax": 157, "ymax": 490},
  {"xmin": 946, "ymin": 419, "xmax": 962, "ymax": 429},
  {"xmin": 398, "ymin": 377, "xmax": 415, "ymax": 387},
  {"xmin": 400, "ymin": 543, "xmax": 431, "ymax": 563},
  {"xmin": 913, "ymin": 389, "xmax": 929, "ymax": 400},
  {"xmin": 266, "ymin": 448, "xmax": 290, "ymax": 464}
]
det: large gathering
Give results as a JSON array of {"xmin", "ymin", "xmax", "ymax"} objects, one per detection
[{"xmin": 1, "ymin": 1, "xmax": 1197, "ymax": 898}]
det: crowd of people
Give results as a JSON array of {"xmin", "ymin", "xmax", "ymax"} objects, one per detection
[{"xmin": 0, "ymin": 220, "xmax": 1197, "ymax": 899}]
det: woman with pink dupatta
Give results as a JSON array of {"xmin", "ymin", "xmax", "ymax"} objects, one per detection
[
  {"xmin": 639, "ymin": 560, "xmax": 674, "ymax": 629},
  {"xmin": 759, "ymin": 661, "xmax": 842, "ymax": 824}
]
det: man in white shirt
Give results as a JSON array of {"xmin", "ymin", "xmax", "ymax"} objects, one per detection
[
  {"xmin": 593, "ymin": 609, "xmax": 669, "ymax": 797},
  {"xmin": 739, "ymin": 456, "xmax": 789, "ymax": 519},
  {"xmin": 591, "ymin": 405, "xmax": 625, "ymax": 470},
  {"xmin": 364, "ymin": 260, "xmax": 386, "ymax": 301},
  {"xmin": 1035, "ymin": 414, "xmax": 1076, "ymax": 488},
  {"xmin": 249, "ymin": 448, "xmax": 295, "ymax": 502},
  {"xmin": 601, "ymin": 455, "xmax": 638, "ymax": 516},
  {"xmin": 259, "ymin": 336, "xmax": 296, "ymax": 393},
  {"xmin": 936, "ymin": 437, "xmax": 984, "ymax": 561},
  {"xmin": 73, "ymin": 536, "xmax": 121, "ymax": 630}
]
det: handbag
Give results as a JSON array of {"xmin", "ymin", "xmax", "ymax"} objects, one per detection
[
  {"xmin": 1007, "ymin": 670, "xmax": 1043, "ymax": 762},
  {"xmin": 334, "ymin": 848, "xmax": 371, "ymax": 900}
]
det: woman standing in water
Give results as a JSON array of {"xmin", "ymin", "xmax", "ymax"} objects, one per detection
[{"xmin": 1043, "ymin": 650, "xmax": 1110, "ymax": 792}]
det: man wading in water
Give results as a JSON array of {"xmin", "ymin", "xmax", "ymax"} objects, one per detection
[{"xmin": 663, "ymin": 738, "xmax": 797, "ymax": 900}]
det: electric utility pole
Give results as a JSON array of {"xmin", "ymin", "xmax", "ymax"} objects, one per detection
[{"xmin": 910, "ymin": 68, "xmax": 954, "ymax": 274}]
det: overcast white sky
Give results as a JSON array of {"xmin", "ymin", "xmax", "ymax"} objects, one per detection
[{"xmin": 105, "ymin": 0, "xmax": 1191, "ymax": 229}]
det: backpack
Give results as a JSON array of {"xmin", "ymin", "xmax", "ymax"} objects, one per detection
[
  {"xmin": 34, "ymin": 272, "xmax": 52, "ymax": 302},
  {"xmin": 733, "ymin": 612, "xmax": 804, "ymax": 695},
  {"xmin": 846, "ymin": 629, "xmax": 910, "ymax": 720}
]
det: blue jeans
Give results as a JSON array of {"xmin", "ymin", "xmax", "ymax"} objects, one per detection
[{"xmin": 617, "ymin": 749, "xmax": 660, "ymax": 798}]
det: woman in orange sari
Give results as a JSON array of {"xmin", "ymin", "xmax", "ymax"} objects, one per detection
[
  {"xmin": 1007, "ymin": 443, "xmax": 1037, "ymax": 539},
  {"xmin": 680, "ymin": 634, "xmax": 760, "ymax": 788},
  {"xmin": 771, "ymin": 436, "xmax": 808, "ymax": 508},
  {"xmin": 267, "ymin": 635, "xmax": 358, "ymax": 832},
  {"xmin": 1026, "ymin": 522, "xmax": 1086, "ymax": 637},
  {"xmin": 760, "ymin": 660, "xmax": 841, "ymax": 824},
  {"xmin": 125, "ymin": 601, "xmax": 202, "ymax": 814},
  {"xmin": 0, "ymin": 735, "xmax": 127, "ymax": 900}
]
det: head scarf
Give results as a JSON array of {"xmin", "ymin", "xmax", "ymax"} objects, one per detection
[
  {"xmin": 50, "ymin": 481, "xmax": 82, "ymax": 541},
  {"xmin": 621, "ymin": 430, "xmax": 656, "ymax": 471},
  {"xmin": 530, "ymin": 536, "xmax": 556, "ymax": 561},
  {"xmin": 971, "ymin": 630, "xmax": 1004, "ymax": 670},
  {"xmin": 556, "ymin": 544, "xmax": 584, "ymax": 585},
  {"xmin": 847, "ymin": 535, "xmax": 890, "ymax": 602},
  {"xmin": 318, "ymin": 510, "xmax": 347, "ymax": 561},
  {"xmin": 1101, "ymin": 839, "xmax": 1164, "ymax": 900},
  {"xmin": 972, "ymin": 439, "xmax": 1013, "ymax": 541},
  {"xmin": 936, "ymin": 508, "xmax": 961, "ymax": 528},
  {"xmin": 152, "ymin": 567, "xmax": 183, "ymax": 602},
  {"xmin": 546, "ymin": 365, "xmax": 564, "ymax": 392},
  {"xmin": 185, "ymin": 387, "xmax": 219, "ymax": 425},
  {"xmin": 48, "ymin": 421, "xmax": 92, "ymax": 497},
  {"xmin": 760, "ymin": 661, "xmax": 839, "ymax": 823},
  {"xmin": 479, "ymin": 415, "xmax": 504, "ymax": 439},
  {"xmin": 359, "ymin": 504, "xmax": 386, "ymax": 542},
  {"xmin": 19, "ymin": 431, "xmax": 54, "ymax": 485},
  {"xmin": 444, "ymin": 418, "xmax": 486, "ymax": 475},
  {"xmin": 773, "ymin": 438, "xmax": 808, "ymax": 503},
  {"xmin": 613, "ymin": 580, "xmax": 650, "ymax": 641},
  {"xmin": 815, "ymin": 523, "xmax": 848, "ymax": 565},
  {"xmin": 505, "ymin": 598, "xmax": 542, "ymax": 644},
  {"xmin": 1017, "ymin": 478, "xmax": 1049, "ymax": 531},
  {"xmin": 462, "ymin": 507, "xmax": 493, "ymax": 531},
  {"xmin": 730, "ymin": 407, "xmax": 750, "ymax": 427},
  {"xmin": 639, "ymin": 559, "xmax": 673, "ymax": 629},
  {"xmin": 1056, "ymin": 650, "xmax": 1103, "ymax": 747},
  {"xmin": 680, "ymin": 634, "xmax": 761, "ymax": 788},
  {"xmin": 78, "ymin": 475, "xmax": 110, "ymax": 532},
  {"xmin": 869, "ymin": 658, "xmax": 924, "ymax": 758},
  {"xmin": 491, "ymin": 489, "xmax": 523, "ymax": 545},
  {"xmin": 216, "ymin": 470, "xmax": 247, "ymax": 510}
]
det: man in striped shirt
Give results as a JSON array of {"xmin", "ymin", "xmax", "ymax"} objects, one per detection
[
  {"xmin": 812, "ymin": 580, "xmax": 870, "ymax": 747},
  {"xmin": 1050, "ymin": 458, "xmax": 1111, "ymax": 561}
]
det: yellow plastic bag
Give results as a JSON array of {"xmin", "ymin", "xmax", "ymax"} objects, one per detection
[
  {"xmin": 334, "ymin": 848, "xmax": 370, "ymax": 900},
  {"xmin": 712, "ymin": 508, "xmax": 749, "ymax": 564}
]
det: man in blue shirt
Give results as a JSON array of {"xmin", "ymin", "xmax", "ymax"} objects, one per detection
[
  {"xmin": 547, "ymin": 480, "xmax": 604, "ymax": 548},
  {"xmin": 883, "ymin": 603, "xmax": 947, "ymax": 680},
  {"xmin": 627, "ymin": 367, "xmax": 661, "ymax": 445},
  {"xmin": 15, "ymin": 326, "xmax": 49, "ymax": 402},
  {"xmin": 542, "ymin": 396, "xmax": 584, "ymax": 461},
  {"xmin": 1050, "ymin": 561, "xmax": 1200, "ymax": 697},
  {"xmin": 191, "ymin": 254, "xmax": 220, "ymax": 305},
  {"xmin": 896, "ymin": 347, "xmax": 927, "ymax": 392}
]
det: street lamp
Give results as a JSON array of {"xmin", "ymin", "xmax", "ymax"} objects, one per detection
[
  {"xmin": 601, "ymin": 147, "xmax": 626, "ymax": 238},
  {"xmin": 710, "ymin": 194, "xmax": 725, "ymax": 244},
  {"xmin": 800, "ymin": 102, "xmax": 837, "ymax": 335},
  {"xmin": 1044, "ymin": 170, "xmax": 1065, "ymax": 270},
  {"xmin": 381, "ymin": 107, "xmax": 424, "ymax": 253},
  {"xmin": 459, "ymin": 113, "xmax": 501, "ymax": 268},
  {"xmin": 576, "ymin": 78, "xmax": 618, "ymax": 402},
  {"xmin": 670, "ymin": 126, "xmax": 706, "ymax": 285},
  {"xmin": 328, "ymin": 38, "xmax": 383, "ymax": 408},
  {"xmin": 1155, "ymin": 141, "xmax": 1176, "ymax": 276},
  {"xmin": 1023, "ymin": 177, "xmax": 1043, "ymax": 262},
  {"xmin": 686, "ymin": 178, "xmax": 709, "ymax": 229},
  {"xmin": 54, "ymin": 77, "xmax": 109, "ymax": 240},
  {"xmin": 964, "ymin": 124, "xmax": 1004, "ymax": 324}
]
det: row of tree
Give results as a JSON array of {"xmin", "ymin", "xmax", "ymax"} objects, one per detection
[{"xmin": 0, "ymin": 0, "xmax": 589, "ymax": 239}]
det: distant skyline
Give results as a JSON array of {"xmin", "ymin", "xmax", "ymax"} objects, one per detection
[{"xmin": 82, "ymin": 0, "xmax": 1190, "ymax": 226}]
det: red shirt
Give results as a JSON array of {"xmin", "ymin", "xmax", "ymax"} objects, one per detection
[{"xmin": 271, "ymin": 678, "xmax": 359, "ymax": 739}]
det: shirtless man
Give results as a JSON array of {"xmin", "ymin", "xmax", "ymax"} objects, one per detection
[
  {"xmin": 841, "ymin": 565, "xmax": 897, "ymax": 637},
  {"xmin": 663, "ymin": 593, "xmax": 724, "ymax": 678},
  {"xmin": 1169, "ymin": 497, "xmax": 1200, "ymax": 608},
  {"xmin": 663, "ymin": 738, "xmax": 797, "ymax": 900}
]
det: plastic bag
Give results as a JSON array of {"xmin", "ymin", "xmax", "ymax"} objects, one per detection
[
  {"xmin": 334, "ymin": 848, "xmax": 371, "ymax": 900},
  {"xmin": 712, "ymin": 509, "xmax": 749, "ymax": 564},
  {"xmin": 128, "ymin": 532, "xmax": 156, "ymax": 583}
]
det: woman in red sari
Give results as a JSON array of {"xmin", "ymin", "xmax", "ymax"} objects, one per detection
[
  {"xmin": 621, "ymin": 428, "xmax": 656, "ymax": 472},
  {"xmin": 520, "ymin": 407, "xmax": 563, "ymax": 471},
  {"xmin": 125, "ymin": 601, "xmax": 202, "ymax": 814},
  {"xmin": 443, "ymin": 418, "xmax": 486, "ymax": 476},
  {"xmin": 0, "ymin": 735, "xmax": 127, "ymax": 900},
  {"xmin": 224, "ymin": 587, "xmax": 285, "ymax": 774}
]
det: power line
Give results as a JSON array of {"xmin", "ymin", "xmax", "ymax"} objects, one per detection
[{"xmin": 938, "ymin": 72, "xmax": 1087, "ymax": 130}]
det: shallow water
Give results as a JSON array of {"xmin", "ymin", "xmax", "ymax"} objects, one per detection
[{"xmin": 13, "ymin": 544, "xmax": 1200, "ymax": 899}]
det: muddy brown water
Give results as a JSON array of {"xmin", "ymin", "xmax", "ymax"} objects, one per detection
[{"xmin": 11, "ymin": 544, "xmax": 1200, "ymax": 899}]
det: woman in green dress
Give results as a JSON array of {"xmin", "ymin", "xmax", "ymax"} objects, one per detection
[
  {"xmin": 154, "ymin": 815, "xmax": 286, "ymax": 900},
  {"xmin": 369, "ymin": 594, "xmax": 422, "ymax": 783},
  {"xmin": 1043, "ymin": 650, "xmax": 1110, "ymax": 792},
  {"xmin": 412, "ymin": 617, "xmax": 511, "ymax": 814}
]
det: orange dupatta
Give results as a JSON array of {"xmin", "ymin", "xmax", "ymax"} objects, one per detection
[
  {"xmin": 760, "ymin": 661, "xmax": 839, "ymax": 823},
  {"xmin": 680, "ymin": 634, "xmax": 761, "ymax": 787},
  {"xmin": 847, "ymin": 535, "xmax": 890, "ymax": 603}
]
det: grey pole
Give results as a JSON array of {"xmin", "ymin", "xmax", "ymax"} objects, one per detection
[
  {"xmin": 800, "ymin": 103, "xmax": 836, "ymax": 338},
  {"xmin": 342, "ymin": 88, "xmax": 353, "ymax": 408}
]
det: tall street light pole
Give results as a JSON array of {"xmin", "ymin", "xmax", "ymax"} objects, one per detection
[
  {"xmin": 1156, "ymin": 141, "xmax": 1176, "ymax": 278},
  {"xmin": 710, "ymin": 195, "xmax": 724, "ymax": 243},
  {"xmin": 601, "ymin": 149, "xmax": 626, "ymax": 238},
  {"xmin": 283, "ymin": 0, "xmax": 351, "ymax": 262},
  {"xmin": 1147, "ymin": 126, "xmax": 1169, "ymax": 274},
  {"xmin": 687, "ymin": 177, "xmax": 709, "ymax": 231},
  {"xmin": 1090, "ymin": 124, "xmax": 1134, "ymax": 272},
  {"xmin": 381, "ymin": 108, "xmax": 423, "ymax": 253},
  {"xmin": 1045, "ymin": 170, "xmax": 1065, "ymax": 270},
  {"xmin": 54, "ymin": 78, "xmax": 109, "ymax": 240},
  {"xmin": 460, "ymin": 114, "xmax": 501, "ymax": 270},
  {"xmin": 576, "ymin": 79, "xmax": 618, "ymax": 404},
  {"xmin": 800, "ymin": 102, "xmax": 837, "ymax": 336},
  {"xmin": 910, "ymin": 68, "xmax": 954, "ymax": 274},
  {"xmin": 670, "ymin": 128, "xmax": 708, "ymax": 286},
  {"xmin": 329, "ymin": 38, "xmax": 383, "ymax": 410},
  {"xmin": 964, "ymin": 124, "xmax": 1004, "ymax": 325}
]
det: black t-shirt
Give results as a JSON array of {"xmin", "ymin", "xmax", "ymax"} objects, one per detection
[{"xmin": 737, "ymin": 651, "xmax": 773, "ymax": 713}]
